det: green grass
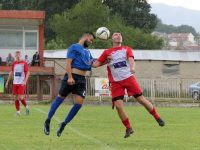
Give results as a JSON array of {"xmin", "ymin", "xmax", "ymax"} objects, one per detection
[{"xmin": 0, "ymin": 104, "xmax": 200, "ymax": 150}]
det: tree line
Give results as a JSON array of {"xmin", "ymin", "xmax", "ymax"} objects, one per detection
[{"xmin": 0, "ymin": 0, "xmax": 164, "ymax": 49}]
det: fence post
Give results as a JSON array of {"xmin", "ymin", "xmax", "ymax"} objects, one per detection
[
  {"xmin": 150, "ymin": 79, "xmax": 155, "ymax": 104},
  {"xmin": 37, "ymin": 76, "xmax": 42, "ymax": 100},
  {"xmin": 178, "ymin": 78, "xmax": 182, "ymax": 99}
]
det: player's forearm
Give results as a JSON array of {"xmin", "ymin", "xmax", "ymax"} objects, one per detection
[
  {"xmin": 6, "ymin": 71, "xmax": 13, "ymax": 84},
  {"xmin": 92, "ymin": 61, "xmax": 103, "ymax": 68},
  {"xmin": 128, "ymin": 57, "xmax": 135, "ymax": 71},
  {"xmin": 24, "ymin": 71, "xmax": 30, "ymax": 83},
  {"xmin": 66, "ymin": 64, "xmax": 73, "ymax": 78}
]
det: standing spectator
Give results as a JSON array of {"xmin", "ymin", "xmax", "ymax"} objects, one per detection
[
  {"xmin": 25, "ymin": 55, "xmax": 30, "ymax": 66},
  {"xmin": 31, "ymin": 52, "xmax": 40, "ymax": 66},
  {"xmin": 6, "ymin": 53, "xmax": 14, "ymax": 66}
]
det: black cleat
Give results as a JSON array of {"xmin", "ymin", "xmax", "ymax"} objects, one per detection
[
  {"xmin": 57, "ymin": 122, "xmax": 66, "ymax": 137},
  {"xmin": 124, "ymin": 127, "xmax": 134, "ymax": 138},
  {"xmin": 157, "ymin": 118, "xmax": 165, "ymax": 127},
  {"xmin": 44, "ymin": 119, "xmax": 50, "ymax": 135}
]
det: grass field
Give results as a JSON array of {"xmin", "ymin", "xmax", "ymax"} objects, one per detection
[{"xmin": 0, "ymin": 104, "xmax": 199, "ymax": 150}]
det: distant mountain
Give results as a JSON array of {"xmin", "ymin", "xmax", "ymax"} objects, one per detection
[{"xmin": 150, "ymin": 3, "xmax": 200, "ymax": 32}]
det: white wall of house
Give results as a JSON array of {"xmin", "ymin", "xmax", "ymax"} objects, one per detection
[
  {"xmin": 169, "ymin": 41, "xmax": 178, "ymax": 47},
  {"xmin": 187, "ymin": 33, "xmax": 195, "ymax": 44}
]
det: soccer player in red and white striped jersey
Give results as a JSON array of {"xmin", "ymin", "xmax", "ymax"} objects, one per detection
[
  {"xmin": 93, "ymin": 32, "xmax": 165, "ymax": 138},
  {"xmin": 6, "ymin": 51, "xmax": 30, "ymax": 116}
]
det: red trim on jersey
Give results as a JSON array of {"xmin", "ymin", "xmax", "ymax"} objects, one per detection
[{"xmin": 98, "ymin": 46, "xmax": 134, "ymax": 63}]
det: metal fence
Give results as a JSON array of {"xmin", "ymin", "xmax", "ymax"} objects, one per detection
[
  {"xmin": 85, "ymin": 77, "xmax": 200, "ymax": 101},
  {"xmin": 3, "ymin": 76, "xmax": 50, "ymax": 96},
  {"xmin": 2, "ymin": 75, "xmax": 200, "ymax": 101}
]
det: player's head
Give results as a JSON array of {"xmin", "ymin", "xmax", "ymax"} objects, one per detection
[
  {"xmin": 80, "ymin": 32, "xmax": 96, "ymax": 48},
  {"xmin": 15, "ymin": 51, "xmax": 21, "ymax": 61},
  {"xmin": 112, "ymin": 31, "xmax": 123, "ymax": 46}
]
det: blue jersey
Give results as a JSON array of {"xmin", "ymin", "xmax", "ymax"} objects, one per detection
[{"xmin": 66, "ymin": 43, "xmax": 93, "ymax": 71}]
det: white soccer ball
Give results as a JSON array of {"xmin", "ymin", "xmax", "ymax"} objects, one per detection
[{"xmin": 96, "ymin": 27, "xmax": 110, "ymax": 40}]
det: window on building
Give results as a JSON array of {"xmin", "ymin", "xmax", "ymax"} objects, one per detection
[
  {"xmin": 162, "ymin": 61, "xmax": 180, "ymax": 76},
  {"xmin": 0, "ymin": 30, "xmax": 23, "ymax": 49},
  {"xmin": 25, "ymin": 32, "xmax": 37, "ymax": 50},
  {"xmin": 0, "ymin": 26, "xmax": 38, "ymax": 50}
]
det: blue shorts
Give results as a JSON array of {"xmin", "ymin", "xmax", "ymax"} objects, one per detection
[{"xmin": 59, "ymin": 73, "xmax": 86, "ymax": 98}]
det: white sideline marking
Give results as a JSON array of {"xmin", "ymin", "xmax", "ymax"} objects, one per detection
[{"xmin": 34, "ymin": 108, "xmax": 113, "ymax": 150}]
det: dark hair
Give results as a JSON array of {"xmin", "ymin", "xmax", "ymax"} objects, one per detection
[
  {"xmin": 15, "ymin": 51, "xmax": 21, "ymax": 54},
  {"xmin": 112, "ymin": 31, "xmax": 122, "ymax": 35},
  {"xmin": 83, "ymin": 32, "xmax": 96, "ymax": 39}
]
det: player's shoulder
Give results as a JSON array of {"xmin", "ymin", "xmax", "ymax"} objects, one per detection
[
  {"xmin": 68, "ymin": 43, "xmax": 82, "ymax": 51},
  {"xmin": 122, "ymin": 46, "xmax": 132, "ymax": 50},
  {"xmin": 22, "ymin": 60, "xmax": 28, "ymax": 65},
  {"xmin": 12, "ymin": 61, "xmax": 18, "ymax": 65}
]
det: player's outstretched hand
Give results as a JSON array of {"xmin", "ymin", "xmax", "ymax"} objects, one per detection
[{"xmin": 67, "ymin": 77, "xmax": 75, "ymax": 85}]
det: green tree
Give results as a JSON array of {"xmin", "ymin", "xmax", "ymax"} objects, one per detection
[
  {"xmin": 103, "ymin": 0, "xmax": 158, "ymax": 32},
  {"xmin": 176, "ymin": 25, "xmax": 197, "ymax": 36},
  {"xmin": 50, "ymin": 0, "xmax": 113, "ymax": 48},
  {"xmin": 49, "ymin": 0, "xmax": 163, "ymax": 50},
  {"xmin": 155, "ymin": 19, "xmax": 197, "ymax": 35}
]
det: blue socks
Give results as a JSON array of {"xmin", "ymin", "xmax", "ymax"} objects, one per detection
[
  {"xmin": 64, "ymin": 103, "xmax": 82, "ymax": 125},
  {"xmin": 47, "ymin": 96, "xmax": 64, "ymax": 120}
]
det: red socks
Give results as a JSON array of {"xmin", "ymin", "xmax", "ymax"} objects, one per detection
[
  {"xmin": 150, "ymin": 107, "xmax": 160, "ymax": 120},
  {"xmin": 15, "ymin": 100, "xmax": 20, "ymax": 111},
  {"xmin": 122, "ymin": 118, "xmax": 131, "ymax": 129},
  {"xmin": 21, "ymin": 99, "xmax": 27, "ymax": 107},
  {"xmin": 15, "ymin": 99, "xmax": 27, "ymax": 111}
]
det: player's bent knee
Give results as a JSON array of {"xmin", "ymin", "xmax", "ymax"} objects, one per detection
[
  {"xmin": 74, "ymin": 95, "xmax": 84, "ymax": 104},
  {"xmin": 135, "ymin": 95, "xmax": 146, "ymax": 104}
]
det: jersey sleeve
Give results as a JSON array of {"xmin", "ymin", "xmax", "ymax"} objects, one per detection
[
  {"xmin": 66, "ymin": 45, "xmax": 76, "ymax": 59},
  {"xmin": 126, "ymin": 47, "xmax": 134, "ymax": 58},
  {"xmin": 97, "ymin": 50, "xmax": 108, "ymax": 63}
]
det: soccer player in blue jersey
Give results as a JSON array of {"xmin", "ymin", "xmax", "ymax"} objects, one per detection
[{"xmin": 44, "ymin": 32, "xmax": 95, "ymax": 137}]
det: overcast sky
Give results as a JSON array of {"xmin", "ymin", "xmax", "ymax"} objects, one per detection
[{"xmin": 148, "ymin": 0, "xmax": 200, "ymax": 11}]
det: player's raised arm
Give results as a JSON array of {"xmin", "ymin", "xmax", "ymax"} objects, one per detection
[{"xmin": 92, "ymin": 50, "xmax": 110, "ymax": 68}]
